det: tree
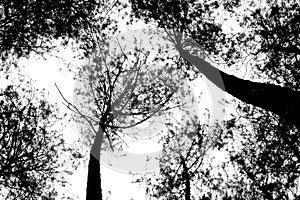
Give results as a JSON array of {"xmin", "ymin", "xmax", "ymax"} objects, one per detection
[
  {"xmin": 128, "ymin": 0, "xmax": 300, "ymax": 199},
  {"xmin": 0, "ymin": 84, "xmax": 68, "ymax": 199},
  {"xmin": 176, "ymin": 44, "xmax": 300, "ymax": 199},
  {"xmin": 129, "ymin": 0, "xmax": 300, "ymax": 128},
  {"xmin": 135, "ymin": 116, "xmax": 225, "ymax": 200},
  {"xmin": 59, "ymin": 37, "xmax": 181, "ymax": 199},
  {"xmin": 224, "ymin": 111, "xmax": 300, "ymax": 200},
  {"xmin": 0, "ymin": 0, "xmax": 127, "ymax": 198},
  {"xmin": 0, "ymin": 0, "xmax": 122, "ymax": 61}
]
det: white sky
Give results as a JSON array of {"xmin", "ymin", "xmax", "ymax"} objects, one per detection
[{"xmin": 13, "ymin": 3, "xmax": 251, "ymax": 200}]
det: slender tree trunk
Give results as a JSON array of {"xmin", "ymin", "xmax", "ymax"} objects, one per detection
[
  {"xmin": 180, "ymin": 156, "xmax": 191, "ymax": 200},
  {"xmin": 179, "ymin": 50, "xmax": 300, "ymax": 127},
  {"xmin": 86, "ymin": 129, "xmax": 104, "ymax": 200}
]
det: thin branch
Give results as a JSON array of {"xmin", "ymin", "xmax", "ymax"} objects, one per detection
[{"xmin": 54, "ymin": 83, "xmax": 97, "ymax": 134}]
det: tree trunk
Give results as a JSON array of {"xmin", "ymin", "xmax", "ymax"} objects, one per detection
[
  {"xmin": 86, "ymin": 129, "xmax": 104, "ymax": 200},
  {"xmin": 179, "ymin": 50, "xmax": 300, "ymax": 128},
  {"xmin": 180, "ymin": 156, "xmax": 191, "ymax": 200}
]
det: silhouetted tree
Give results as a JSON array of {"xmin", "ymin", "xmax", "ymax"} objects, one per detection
[
  {"xmin": 129, "ymin": 0, "xmax": 300, "ymax": 199},
  {"xmin": 129, "ymin": 0, "xmax": 300, "ymax": 128},
  {"xmin": 0, "ymin": 84, "xmax": 68, "ymax": 199},
  {"xmin": 135, "ymin": 118, "xmax": 224, "ymax": 200},
  {"xmin": 0, "ymin": 0, "xmax": 122, "ymax": 61},
  {"xmin": 212, "ymin": 106, "xmax": 300, "ymax": 200},
  {"xmin": 59, "ymin": 42, "xmax": 180, "ymax": 199}
]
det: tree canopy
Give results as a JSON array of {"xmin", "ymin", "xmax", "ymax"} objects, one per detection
[
  {"xmin": 0, "ymin": 0, "xmax": 122, "ymax": 61},
  {"xmin": 1, "ymin": 0, "xmax": 300, "ymax": 199},
  {"xmin": 0, "ymin": 84, "xmax": 68, "ymax": 199}
]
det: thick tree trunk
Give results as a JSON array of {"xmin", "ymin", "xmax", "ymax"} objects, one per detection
[
  {"xmin": 180, "ymin": 156, "xmax": 191, "ymax": 200},
  {"xmin": 179, "ymin": 50, "xmax": 300, "ymax": 128},
  {"xmin": 86, "ymin": 129, "xmax": 104, "ymax": 200}
]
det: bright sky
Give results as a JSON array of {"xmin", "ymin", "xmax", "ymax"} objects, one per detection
[{"xmin": 14, "ymin": 2, "xmax": 250, "ymax": 199}]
